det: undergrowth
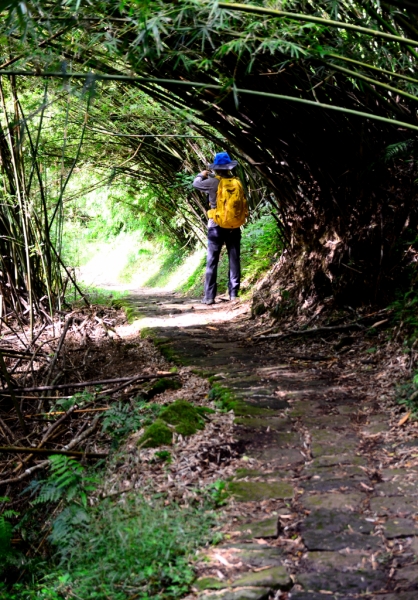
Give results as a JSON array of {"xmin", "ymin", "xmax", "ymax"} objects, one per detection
[
  {"xmin": 1, "ymin": 452, "xmax": 221, "ymax": 600},
  {"xmin": 397, "ymin": 372, "xmax": 418, "ymax": 414}
]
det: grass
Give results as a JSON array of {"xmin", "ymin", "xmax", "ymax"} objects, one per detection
[
  {"xmin": 1, "ymin": 393, "xmax": 222, "ymax": 600},
  {"xmin": 1, "ymin": 494, "xmax": 218, "ymax": 600},
  {"xmin": 65, "ymin": 283, "xmax": 128, "ymax": 307}
]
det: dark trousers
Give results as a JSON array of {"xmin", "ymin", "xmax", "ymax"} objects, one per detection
[{"xmin": 205, "ymin": 226, "xmax": 241, "ymax": 299}]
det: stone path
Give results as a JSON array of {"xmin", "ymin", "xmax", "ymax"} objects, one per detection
[{"xmin": 127, "ymin": 291, "xmax": 418, "ymax": 600}]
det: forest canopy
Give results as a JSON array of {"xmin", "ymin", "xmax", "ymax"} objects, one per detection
[{"xmin": 1, "ymin": 0, "xmax": 418, "ymax": 311}]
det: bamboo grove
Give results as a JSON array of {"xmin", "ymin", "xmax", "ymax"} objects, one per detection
[{"xmin": 1, "ymin": 0, "xmax": 418, "ymax": 309}]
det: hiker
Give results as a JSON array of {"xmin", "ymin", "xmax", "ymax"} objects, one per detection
[{"xmin": 193, "ymin": 152, "xmax": 248, "ymax": 305}]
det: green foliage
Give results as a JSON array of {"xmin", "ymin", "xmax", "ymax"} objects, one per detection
[
  {"xmin": 397, "ymin": 372, "xmax": 418, "ymax": 414},
  {"xmin": 154, "ymin": 450, "xmax": 172, "ymax": 463},
  {"xmin": 0, "ymin": 500, "xmax": 23, "ymax": 577},
  {"xmin": 66, "ymin": 284, "xmax": 128, "ymax": 308},
  {"xmin": 204, "ymin": 480, "xmax": 229, "ymax": 508},
  {"xmin": 240, "ymin": 211, "xmax": 283, "ymax": 282},
  {"xmin": 2, "ymin": 494, "xmax": 218, "ymax": 600},
  {"xmin": 39, "ymin": 496, "xmax": 216, "ymax": 599},
  {"xmin": 137, "ymin": 399, "xmax": 208, "ymax": 447},
  {"xmin": 385, "ymin": 139, "xmax": 415, "ymax": 162},
  {"xmin": 25, "ymin": 455, "xmax": 97, "ymax": 508},
  {"xmin": 0, "ymin": 514, "xmax": 13, "ymax": 559},
  {"xmin": 52, "ymin": 390, "xmax": 96, "ymax": 413},
  {"xmin": 102, "ymin": 401, "xmax": 162, "ymax": 444},
  {"xmin": 391, "ymin": 289, "xmax": 418, "ymax": 341}
]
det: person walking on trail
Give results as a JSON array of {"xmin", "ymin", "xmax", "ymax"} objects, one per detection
[{"xmin": 193, "ymin": 152, "xmax": 248, "ymax": 305}]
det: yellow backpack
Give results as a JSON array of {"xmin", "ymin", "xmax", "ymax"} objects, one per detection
[{"xmin": 207, "ymin": 176, "xmax": 248, "ymax": 229}]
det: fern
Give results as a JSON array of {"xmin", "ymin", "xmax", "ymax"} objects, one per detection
[
  {"xmin": 0, "ymin": 499, "xmax": 22, "ymax": 573},
  {"xmin": 384, "ymin": 139, "xmax": 414, "ymax": 162},
  {"xmin": 26, "ymin": 455, "xmax": 96, "ymax": 507},
  {"xmin": 49, "ymin": 505, "xmax": 90, "ymax": 558},
  {"xmin": 0, "ymin": 515, "xmax": 12, "ymax": 558},
  {"xmin": 101, "ymin": 401, "xmax": 160, "ymax": 441}
]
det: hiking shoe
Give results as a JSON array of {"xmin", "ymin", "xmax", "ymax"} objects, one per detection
[
  {"xmin": 201, "ymin": 298, "xmax": 215, "ymax": 305},
  {"xmin": 229, "ymin": 295, "xmax": 238, "ymax": 301}
]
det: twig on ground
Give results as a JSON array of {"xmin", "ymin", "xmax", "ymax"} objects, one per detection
[
  {"xmin": 0, "ymin": 416, "xmax": 16, "ymax": 443},
  {"xmin": 0, "ymin": 446, "xmax": 107, "ymax": 458},
  {"xmin": 44, "ymin": 317, "xmax": 73, "ymax": 385},
  {"xmin": 7, "ymin": 371, "xmax": 176, "ymax": 393},
  {"xmin": 258, "ymin": 322, "xmax": 365, "ymax": 340},
  {"xmin": 0, "ymin": 414, "xmax": 103, "ymax": 486},
  {"xmin": 27, "ymin": 407, "xmax": 110, "ymax": 417},
  {"xmin": 0, "ymin": 351, "xmax": 27, "ymax": 434}
]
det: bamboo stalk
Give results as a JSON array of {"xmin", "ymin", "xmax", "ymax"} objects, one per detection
[
  {"xmin": 217, "ymin": 2, "xmax": 418, "ymax": 47},
  {"xmin": 323, "ymin": 60, "xmax": 418, "ymax": 104},
  {"xmin": 325, "ymin": 53, "xmax": 418, "ymax": 86},
  {"xmin": 0, "ymin": 71, "xmax": 418, "ymax": 132}
]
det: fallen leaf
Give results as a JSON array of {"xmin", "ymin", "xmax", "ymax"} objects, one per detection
[
  {"xmin": 214, "ymin": 553, "xmax": 233, "ymax": 567},
  {"xmin": 398, "ymin": 412, "xmax": 411, "ymax": 427},
  {"xmin": 370, "ymin": 319, "xmax": 388, "ymax": 328}
]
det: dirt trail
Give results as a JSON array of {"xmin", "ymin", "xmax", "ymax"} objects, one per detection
[{"xmin": 125, "ymin": 290, "xmax": 418, "ymax": 600}]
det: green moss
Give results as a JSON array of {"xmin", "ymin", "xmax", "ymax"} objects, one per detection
[
  {"xmin": 138, "ymin": 419, "xmax": 173, "ymax": 448},
  {"xmin": 140, "ymin": 327, "xmax": 153, "ymax": 339},
  {"xmin": 194, "ymin": 577, "xmax": 227, "ymax": 591},
  {"xmin": 160, "ymin": 399, "xmax": 205, "ymax": 436},
  {"xmin": 208, "ymin": 383, "xmax": 238, "ymax": 411},
  {"xmin": 233, "ymin": 403, "xmax": 276, "ymax": 417},
  {"xmin": 196, "ymin": 406, "xmax": 215, "ymax": 416},
  {"xmin": 158, "ymin": 342, "xmax": 179, "ymax": 362},
  {"xmin": 146, "ymin": 377, "xmax": 182, "ymax": 399},
  {"xmin": 208, "ymin": 383, "xmax": 273, "ymax": 417}
]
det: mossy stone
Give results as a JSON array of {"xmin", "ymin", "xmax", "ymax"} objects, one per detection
[
  {"xmin": 145, "ymin": 377, "xmax": 182, "ymax": 399},
  {"xmin": 138, "ymin": 419, "xmax": 173, "ymax": 448},
  {"xmin": 228, "ymin": 480, "xmax": 293, "ymax": 501},
  {"xmin": 234, "ymin": 416, "xmax": 289, "ymax": 429},
  {"xmin": 233, "ymin": 403, "xmax": 277, "ymax": 417},
  {"xmin": 237, "ymin": 517, "xmax": 278, "ymax": 538},
  {"xmin": 160, "ymin": 399, "xmax": 205, "ymax": 436},
  {"xmin": 194, "ymin": 577, "xmax": 227, "ymax": 591},
  {"xmin": 232, "ymin": 566, "xmax": 291, "ymax": 589}
]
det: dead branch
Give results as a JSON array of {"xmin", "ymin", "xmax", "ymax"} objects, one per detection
[
  {"xmin": 44, "ymin": 317, "xmax": 73, "ymax": 385},
  {"xmin": 37, "ymin": 405, "xmax": 78, "ymax": 447},
  {"xmin": 62, "ymin": 413, "xmax": 101, "ymax": 451},
  {"xmin": 0, "ymin": 446, "xmax": 107, "ymax": 458},
  {"xmin": 6, "ymin": 371, "xmax": 177, "ymax": 393},
  {"xmin": 27, "ymin": 407, "xmax": 110, "ymax": 417},
  {"xmin": 0, "ymin": 414, "xmax": 103, "ymax": 486},
  {"xmin": 258, "ymin": 322, "xmax": 365, "ymax": 340},
  {"xmin": 0, "ymin": 351, "xmax": 27, "ymax": 434},
  {"xmin": 0, "ymin": 415, "xmax": 15, "ymax": 443}
]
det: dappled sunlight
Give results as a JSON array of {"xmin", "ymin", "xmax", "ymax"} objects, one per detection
[
  {"xmin": 164, "ymin": 246, "xmax": 206, "ymax": 290},
  {"xmin": 118, "ymin": 291, "xmax": 249, "ymax": 333},
  {"xmin": 78, "ymin": 231, "xmax": 206, "ymax": 293}
]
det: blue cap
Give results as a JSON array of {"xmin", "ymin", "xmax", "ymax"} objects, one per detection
[{"xmin": 209, "ymin": 152, "xmax": 238, "ymax": 170}]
